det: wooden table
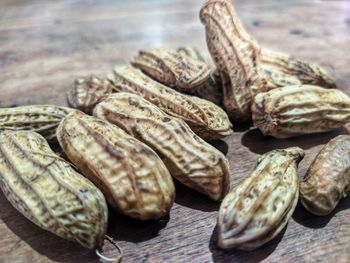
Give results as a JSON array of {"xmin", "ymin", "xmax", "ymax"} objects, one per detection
[{"xmin": 0, "ymin": 0, "xmax": 349, "ymax": 262}]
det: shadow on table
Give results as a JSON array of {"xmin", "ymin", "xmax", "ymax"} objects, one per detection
[
  {"xmin": 209, "ymin": 224, "xmax": 287, "ymax": 263},
  {"xmin": 0, "ymin": 191, "xmax": 94, "ymax": 263},
  {"xmin": 107, "ymin": 209, "xmax": 170, "ymax": 243},
  {"xmin": 293, "ymin": 196, "xmax": 350, "ymax": 229},
  {"xmin": 241, "ymin": 128, "xmax": 348, "ymax": 154},
  {"xmin": 232, "ymin": 121, "xmax": 254, "ymax": 132},
  {"xmin": 207, "ymin": 139, "xmax": 229, "ymax": 155},
  {"xmin": 174, "ymin": 180, "xmax": 220, "ymax": 212}
]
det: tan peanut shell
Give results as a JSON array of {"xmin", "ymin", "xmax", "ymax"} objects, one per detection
[
  {"xmin": 108, "ymin": 65, "xmax": 232, "ymax": 140},
  {"xmin": 131, "ymin": 48, "xmax": 211, "ymax": 90},
  {"xmin": 177, "ymin": 46, "xmax": 207, "ymax": 62},
  {"xmin": 57, "ymin": 110, "xmax": 175, "ymax": 220},
  {"xmin": 261, "ymin": 49, "xmax": 336, "ymax": 89},
  {"xmin": 260, "ymin": 64, "xmax": 302, "ymax": 90},
  {"xmin": 0, "ymin": 130, "xmax": 108, "ymax": 249},
  {"xmin": 218, "ymin": 147, "xmax": 304, "ymax": 250},
  {"xmin": 0, "ymin": 105, "xmax": 72, "ymax": 141},
  {"xmin": 67, "ymin": 75, "xmax": 113, "ymax": 114},
  {"xmin": 252, "ymin": 85, "xmax": 350, "ymax": 138},
  {"xmin": 200, "ymin": 0, "xmax": 267, "ymax": 122},
  {"xmin": 94, "ymin": 93, "xmax": 230, "ymax": 201},
  {"xmin": 177, "ymin": 46, "xmax": 223, "ymax": 106},
  {"xmin": 300, "ymin": 135, "xmax": 350, "ymax": 216}
]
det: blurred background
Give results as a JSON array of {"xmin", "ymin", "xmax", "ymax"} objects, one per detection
[{"xmin": 0, "ymin": 0, "xmax": 349, "ymax": 107}]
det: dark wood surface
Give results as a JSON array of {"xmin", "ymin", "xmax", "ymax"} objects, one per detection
[{"xmin": 0, "ymin": 0, "xmax": 350, "ymax": 262}]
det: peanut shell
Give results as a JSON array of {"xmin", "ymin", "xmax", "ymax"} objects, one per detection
[
  {"xmin": 57, "ymin": 110, "xmax": 175, "ymax": 220},
  {"xmin": 94, "ymin": 93, "xmax": 230, "ymax": 201}
]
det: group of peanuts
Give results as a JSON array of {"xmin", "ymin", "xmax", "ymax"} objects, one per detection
[{"xmin": 0, "ymin": 0, "xmax": 349, "ymax": 260}]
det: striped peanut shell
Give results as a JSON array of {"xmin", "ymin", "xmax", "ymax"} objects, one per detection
[
  {"xmin": 0, "ymin": 130, "xmax": 108, "ymax": 249},
  {"xmin": 94, "ymin": 93, "xmax": 230, "ymax": 201},
  {"xmin": 261, "ymin": 49, "xmax": 336, "ymax": 89},
  {"xmin": 200, "ymin": 0, "xmax": 267, "ymax": 122},
  {"xmin": 252, "ymin": 85, "xmax": 350, "ymax": 138},
  {"xmin": 108, "ymin": 65, "xmax": 232, "ymax": 140},
  {"xmin": 300, "ymin": 135, "xmax": 350, "ymax": 215},
  {"xmin": 57, "ymin": 110, "xmax": 175, "ymax": 220},
  {"xmin": 67, "ymin": 75, "xmax": 113, "ymax": 114},
  {"xmin": 0, "ymin": 105, "xmax": 72, "ymax": 141},
  {"xmin": 131, "ymin": 48, "xmax": 211, "ymax": 91},
  {"xmin": 217, "ymin": 147, "xmax": 304, "ymax": 250}
]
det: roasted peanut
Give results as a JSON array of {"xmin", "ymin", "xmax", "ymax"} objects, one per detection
[
  {"xmin": 0, "ymin": 130, "xmax": 108, "ymax": 249},
  {"xmin": 94, "ymin": 93, "xmax": 230, "ymax": 201},
  {"xmin": 0, "ymin": 105, "xmax": 72, "ymax": 141},
  {"xmin": 260, "ymin": 64, "xmax": 302, "ymax": 90},
  {"xmin": 200, "ymin": 0, "xmax": 267, "ymax": 121},
  {"xmin": 300, "ymin": 135, "xmax": 350, "ymax": 215},
  {"xmin": 252, "ymin": 85, "xmax": 350, "ymax": 138},
  {"xmin": 131, "ymin": 48, "xmax": 211, "ymax": 91},
  {"xmin": 57, "ymin": 110, "xmax": 175, "ymax": 220},
  {"xmin": 218, "ymin": 147, "xmax": 304, "ymax": 250},
  {"xmin": 261, "ymin": 49, "xmax": 336, "ymax": 89},
  {"xmin": 108, "ymin": 65, "xmax": 232, "ymax": 140},
  {"xmin": 67, "ymin": 75, "xmax": 113, "ymax": 114}
]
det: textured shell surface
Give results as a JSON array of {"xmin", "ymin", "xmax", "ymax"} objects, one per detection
[
  {"xmin": 131, "ymin": 48, "xmax": 211, "ymax": 90},
  {"xmin": 177, "ymin": 46, "xmax": 223, "ymax": 106},
  {"xmin": 108, "ymin": 65, "xmax": 232, "ymax": 140},
  {"xmin": 217, "ymin": 147, "xmax": 304, "ymax": 250},
  {"xmin": 252, "ymin": 85, "xmax": 350, "ymax": 138},
  {"xmin": 200, "ymin": 0, "xmax": 267, "ymax": 122},
  {"xmin": 57, "ymin": 110, "xmax": 175, "ymax": 220},
  {"xmin": 94, "ymin": 93, "xmax": 230, "ymax": 201},
  {"xmin": 177, "ymin": 46, "xmax": 207, "ymax": 62},
  {"xmin": 67, "ymin": 74, "xmax": 113, "ymax": 114},
  {"xmin": 300, "ymin": 135, "xmax": 350, "ymax": 216},
  {"xmin": 0, "ymin": 130, "xmax": 108, "ymax": 249},
  {"xmin": 261, "ymin": 49, "xmax": 336, "ymax": 89},
  {"xmin": 260, "ymin": 64, "xmax": 302, "ymax": 90},
  {"xmin": 0, "ymin": 105, "xmax": 72, "ymax": 141}
]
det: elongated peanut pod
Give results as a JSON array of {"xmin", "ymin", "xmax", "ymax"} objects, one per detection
[
  {"xmin": 132, "ymin": 48, "xmax": 211, "ymax": 91},
  {"xmin": 0, "ymin": 105, "xmax": 72, "ymax": 141},
  {"xmin": 57, "ymin": 110, "xmax": 175, "ymax": 220},
  {"xmin": 261, "ymin": 49, "xmax": 336, "ymax": 89},
  {"xmin": 300, "ymin": 135, "xmax": 350, "ymax": 215},
  {"xmin": 108, "ymin": 65, "xmax": 232, "ymax": 140},
  {"xmin": 252, "ymin": 85, "xmax": 350, "ymax": 138},
  {"xmin": 0, "ymin": 130, "xmax": 108, "ymax": 249},
  {"xmin": 200, "ymin": 0, "xmax": 267, "ymax": 122},
  {"xmin": 218, "ymin": 147, "xmax": 304, "ymax": 250},
  {"xmin": 94, "ymin": 93, "xmax": 230, "ymax": 201}
]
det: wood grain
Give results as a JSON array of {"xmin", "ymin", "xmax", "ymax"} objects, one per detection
[{"xmin": 0, "ymin": 0, "xmax": 349, "ymax": 262}]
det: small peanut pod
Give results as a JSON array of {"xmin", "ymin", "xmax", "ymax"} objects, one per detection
[
  {"xmin": 94, "ymin": 93, "xmax": 230, "ymax": 201},
  {"xmin": 261, "ymin": 49, "xmax": 336, "ymax": 89},
  {"xmin": 108, "ymin": 65, "xmax": 233, "ymax": 140},
  {"xmin": 131, "ymin": 48, "xmax": 211, "ymax": 91},
  {"xmin": 0, "ymin": 130, "xmax": 108, "ymax": 249},
  {"xmin": 200, "ymin": 0, "xmax": 267, "ymax": 122},
  {"xmin": 300, "ymin": 135, "xmax": 350, "ymax": 216},
  {"xmin": 218, "ymin": 147, "xmax": 304, "ymax": 250},
  {"xmin": 57, "ymin": 110, "xmax": 175, "ymax": 220},
  {"xmin": 177, "ymin": 46, "xmax": 223, "ymax": 106},
  {"xmin": 67, "ymin": 75, "xmax": 113, "ymax": 114},
  {"xmin": 0, "ymin": 105, "xmax": 72, "ymax": 141},
  {"xmin": 252, "ymin": 85, "xmax": 350, "ymax": 138}
]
